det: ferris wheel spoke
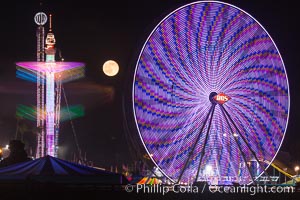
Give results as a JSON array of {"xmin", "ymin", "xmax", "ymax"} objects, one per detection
[
  {"xmin": 214, "ymin": 6, "xmax": 230, "ymax": 75},
  {"xmin": 219, "ymin": 45, "xmax": 277, "ymax": 91}
]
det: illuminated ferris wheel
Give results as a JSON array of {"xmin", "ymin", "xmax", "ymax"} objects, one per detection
[{"xmin": 132, "ymin": 1, "xmax": 289, "ymax": 185}]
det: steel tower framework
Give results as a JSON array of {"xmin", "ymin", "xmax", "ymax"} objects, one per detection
[{"xmin": 17, "ymin": 12, "xmax": 84, "ymax": 158}]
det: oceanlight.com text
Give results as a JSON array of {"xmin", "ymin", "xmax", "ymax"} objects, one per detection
[{"xmin": 125, "ymin": 183, "xmax": 295, "ymax": 196}]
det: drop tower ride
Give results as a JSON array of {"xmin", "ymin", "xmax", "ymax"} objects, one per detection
[{"xmin": 16, "ymin": 12, "xmax": 85, "ymax": 158}]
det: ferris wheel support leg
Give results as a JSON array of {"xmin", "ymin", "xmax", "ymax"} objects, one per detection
[
  {"xmin": 220, "ymin": 105, "xmax": 272, "ymax": 184},
  {"xmin": 195, "ymin": 104, "xmax": 216, "ymax": 182},
  {"xmin": 220, "ymin": 105, "xmax": 256, "ymax": 184},
  {"xmin": 220, "ymin": 105, "xmax": 272, "ymax": 181},
  {"xmin": 176, "ymin": 105, "xmax": 214, "ymax": 184}
]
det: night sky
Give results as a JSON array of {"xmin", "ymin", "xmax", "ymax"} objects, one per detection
[{"xmin": 1, "ymin": 0, "xmax": 299, "ymax": 170}]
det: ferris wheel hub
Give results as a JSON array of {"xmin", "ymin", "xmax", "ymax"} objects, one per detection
[{"xmin": 209, "ymin": 92, "xmax": 218, "ymax": 104}]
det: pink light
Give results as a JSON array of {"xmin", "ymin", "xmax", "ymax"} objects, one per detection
[
  {"xmin": 16, "ymin": 61, "xmax": 85, "ymax": 157},
  {"xmin": 16, "ymin": 61, "xmax": 84, "ymax": 73}
]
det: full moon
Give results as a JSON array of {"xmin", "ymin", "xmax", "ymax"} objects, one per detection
[{"xmin": 103, "ymin": 60, "xmax": 119, "ymax": 76}]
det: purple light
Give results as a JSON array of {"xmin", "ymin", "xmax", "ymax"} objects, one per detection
[
  {"xmin": 16, "ymin": 61, "xmax": 84, "ymax": 73},
  {"xmin": 16, "ymin": 65, "xmax": 85, "ymax": 83},
  {"xmin": 133, "ymin": 2, "xmax": 289, "ymax": 185},
  {"xmin": 16, "ymin": 61, "xmax": 85, "ymax": 157},
  {"xmin": 46, "ymin": 72, "xmax": 55, "ymax": 156}
]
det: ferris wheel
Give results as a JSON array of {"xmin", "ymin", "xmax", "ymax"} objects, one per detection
[{"xmin": 132, "ymin": 1, "xmax": 289, "ymax": 185}]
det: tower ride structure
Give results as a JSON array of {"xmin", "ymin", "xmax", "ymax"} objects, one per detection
[{"xmin": 16, "ymin": 12, "xmax": 85, "ymax": 158}]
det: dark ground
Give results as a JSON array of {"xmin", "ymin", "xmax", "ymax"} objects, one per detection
[{"xmin": 0, "ymin": 182, "xmax": 299, "ymax": 200}]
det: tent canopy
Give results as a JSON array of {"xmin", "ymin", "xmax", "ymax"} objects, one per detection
[{"xmin": 0, "ymin": 155, "xmax": 128, "ymax": 184}]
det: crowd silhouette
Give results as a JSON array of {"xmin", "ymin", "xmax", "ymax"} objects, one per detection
[{"xmin": 0, "ymin": 139, "xmax": 32, "ymax": 167}]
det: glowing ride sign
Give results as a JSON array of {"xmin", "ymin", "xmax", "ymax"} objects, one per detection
[
  {"xmin": 213, "ymin": 93, "xmax": 231, "ymax": 105},
  {"xmin": 34, "ymin": 12, "xmax": 47, "ymax": 26}
]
